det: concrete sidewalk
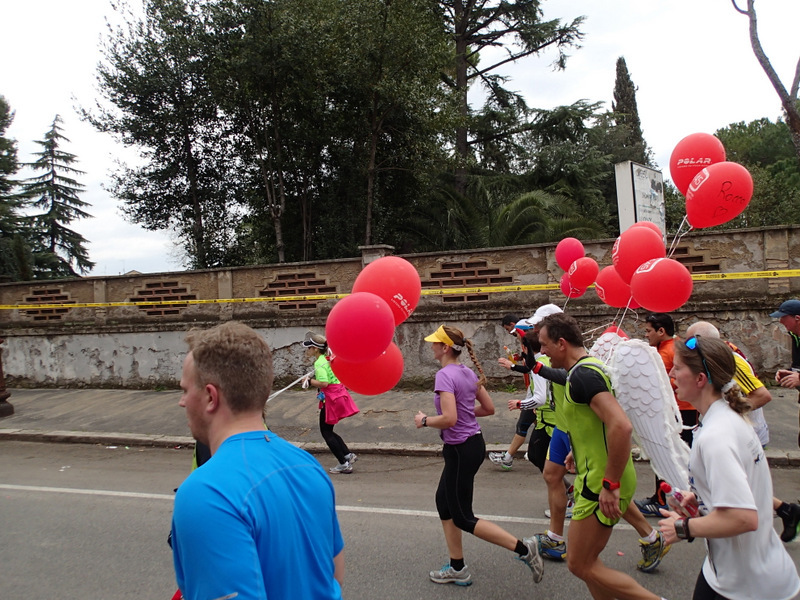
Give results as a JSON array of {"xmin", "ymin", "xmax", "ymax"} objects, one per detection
[{"xmin": 1, "ymin": 387, "xmax": 800, "ymax": 466}]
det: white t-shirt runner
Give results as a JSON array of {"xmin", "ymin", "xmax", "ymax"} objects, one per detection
[{"xmin": 689, "ymin": 400, "xmax": 800, "ymax": 600}]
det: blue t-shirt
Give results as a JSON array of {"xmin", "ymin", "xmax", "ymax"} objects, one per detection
[
  {"xmin": 434, "ymin": 363, "xmax": 481, "ymax": 445},
  {"xmin": 172, "ymin": 431, "xmax": 344, "ymax": 600}
]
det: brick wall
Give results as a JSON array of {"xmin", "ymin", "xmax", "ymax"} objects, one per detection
[{"xmin": 1, "ymin": 226, "xmax": 799, "ymax": 388}]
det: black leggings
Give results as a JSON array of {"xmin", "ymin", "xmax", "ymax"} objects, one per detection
[
  {"xmin": 693, "ymin": 569, "xmax": 731, "ymax": 600},
  {"xmin": 435, "ymin": 433, "xmax": 485, "ymax": 534},
  {"xmin": 527, "ymin": 426, "xmax": 552, "ymax": 473},
  {"xmin": 319, "ymin": 406, "xmax": 350, "ymax": 464}
]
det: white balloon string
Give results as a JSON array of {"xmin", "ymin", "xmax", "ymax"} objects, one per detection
[
  {"xmin": 267, "ymin": 370, "xmax": 315, "ymax": 403},
  {"xmin": 667, "ymin": 215, "xmax": 691, "ymax": 258}
]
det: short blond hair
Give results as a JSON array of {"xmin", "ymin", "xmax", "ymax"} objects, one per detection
[{"xmin": 185, "ymin": 322, "xmax": 273, "ymax": 414}]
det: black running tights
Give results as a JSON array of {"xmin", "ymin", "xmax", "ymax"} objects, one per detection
[
  {"xmin": 319, "ymin": 406, "xmax": 350, "ymax": 464},
  {"xmin": 435, "ymin": 433, "xmax": 485, "ymax": 534}
]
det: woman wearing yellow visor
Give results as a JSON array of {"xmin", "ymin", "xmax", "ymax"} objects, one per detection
[{"xmin": 415, "ymin": 324, "xmax": 543, "ymax": 587}]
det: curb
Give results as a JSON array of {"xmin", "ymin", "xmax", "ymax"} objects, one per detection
[{"xmin": 2, "ymin": 429, "xmax": 800, "ymax": 467}]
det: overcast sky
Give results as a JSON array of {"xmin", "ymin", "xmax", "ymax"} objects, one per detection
[{"xmin": 1, "ymin": 0, "xmax": 797, "ymax": 276}]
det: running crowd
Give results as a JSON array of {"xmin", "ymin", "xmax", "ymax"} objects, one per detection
[{"xmin": 168, "ymin": 300, "xmax": 800, "ymax": 600}]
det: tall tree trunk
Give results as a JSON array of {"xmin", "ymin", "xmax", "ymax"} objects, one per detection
[
  {"xmin": 183, "ymin": 127, "xmax": 206, "ymax": 269},
  {"xmin": 735, "ymin": 0, "xmax": 800, "ymax": 164},
  {"xmin": 453, "ymin": 0, "xmax": 470, "ymax": 196},
  {"xmin": 365, "ymin": 110, "xmax": 383, "ymax": 247}
]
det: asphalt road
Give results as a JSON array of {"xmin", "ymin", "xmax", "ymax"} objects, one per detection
[{"xmin": 1, "ymin": 441, "xmax": 799, "ymax": 600}]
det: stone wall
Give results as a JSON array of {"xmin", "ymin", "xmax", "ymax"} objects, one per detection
[{"xmin": 2, "ymin": 226, "xmax": 799, "ymax": 389}]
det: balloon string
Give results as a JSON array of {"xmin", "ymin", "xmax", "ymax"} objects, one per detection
[
  {"xmin": 667, "ymin": 216, "xmax": 692, "ymax": 258},
  {"xmin": 583, "ymin": 322, "xmax": 609, "ymax": 338}
]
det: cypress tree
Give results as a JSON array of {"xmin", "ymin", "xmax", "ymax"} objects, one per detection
[{"xmin": 611, "ymin": 56, "xmax": 650, "ymax": 166}]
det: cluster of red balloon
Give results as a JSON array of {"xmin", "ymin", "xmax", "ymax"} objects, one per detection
[
  {"xmin": 669, "ymin": 132, "xmax": 754, "ymax": 229},
  {"xmin": 326, "ymin": 257, "xmax": 421, "ymax": 395},
  {"xmin": 553, "ymin": 133, "xmax": 753, "ymax": 315},
  {"xmin": 597, "ymin": 222, "xmax": 693, "ymax": 313},
  {"xmin": 555, "ymin": 237, "xmax": 599, "ymax": 299},
  {"xmin": 555, "ymin": 228, "xmax": 696, "ymax": 313}
]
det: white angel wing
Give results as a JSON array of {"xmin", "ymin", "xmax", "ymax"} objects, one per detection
[
  {"xmin": 589, "ymin": 337, "xmax": 690, "ymax": 490},
  {"xmin": 588, "ymin": 331, "xmax": 623, "ymax": 365}
]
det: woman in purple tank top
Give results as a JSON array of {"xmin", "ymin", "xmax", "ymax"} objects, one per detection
[{"xmin": 414, "ymin": 324, "xmax": 544, "ymax": 587}]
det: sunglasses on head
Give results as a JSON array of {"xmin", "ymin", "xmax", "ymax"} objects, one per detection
[{"xmin": 685, "ymin": 336, "xmax": 712, "ymax": 384}]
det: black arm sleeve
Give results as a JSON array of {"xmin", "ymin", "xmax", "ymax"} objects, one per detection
[
  {"xmin": 511, "ymin": 364, "xmax": 532, "ymax": 374},
  {"xmin": 535, "ymin": 363, "xmax": 568, "ymax": 385}
]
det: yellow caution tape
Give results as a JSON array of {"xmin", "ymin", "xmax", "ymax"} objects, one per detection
[{"xmin": 1, "ymin": 268, "xmax": 798, "ymax": 310}]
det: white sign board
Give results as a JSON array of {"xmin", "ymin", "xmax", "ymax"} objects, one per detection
[{"xmin": 614, "ymin": 161, "xmax": 665, "ymax": 234}]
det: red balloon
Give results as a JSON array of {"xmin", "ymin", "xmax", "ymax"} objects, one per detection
[
  {"xmin": 568, "ymin": 256, "xmax": 599, "ymax": 288},
  {"xmin": 669, "ymin": 133, "xmax": 726, "ymax": 195},
  {"xmin": 594, "ymin": 265, "xmax": 634, "ymax": 308},
  {"xmin": 331, "ymin": 343, "xmax": 404, "ymax": 395},
  {"xmin": 630, "ymin": 258, "xmax": 693, "ymax": 312},
  {"xmin": 555, "ymin": 237, "xmax": 585, "ymax": 271},
  {"xmin": 326, "ymin": 292, "xmax": 395, "ymax": 363},
  {"xmin": 352, "ymin": 256, "xmax": 421, "ymax": 325},
  {"xmin": 685, "ymin": 161, "xmax": 753, "ymax": 229},
  {"xmin": 612, "ymin": 227, "xmax": 666, "ymax": 284},
  {"xmin": 560, "ymin": 273, "xmax": 586, "ymax": 299},
  {"xmin": 630, "ymin": 221, "xmax": 664, "ymax": 241},
  {"xmin": 602, "ymin": 325, "xmax": 629, "ymax": 339}
]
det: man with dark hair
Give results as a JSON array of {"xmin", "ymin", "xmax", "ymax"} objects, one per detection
[
  {"xmin": 537, "ymin": 313, "xmax": 662, "ymax": 600},
  {"xmin": 171, "ymin": 322, "xmax": 344, "ymax": 600},
  {"xmin": 501, "ymin": 314, "xmax": 521, "ymax": 334},
  {"xmin": 771, "ymin": 299, "xmax": 800, "ymax": 541},
  {"xmin": 772, "ymin": 299, "xmax": 800, "ymax": 446},
  {"xmin": 492, "ymin": 313, "xmax": 532, "ymax": 469},
  {"xmin": 636, "ymin": 312, "xmax": 698, "ymax": 517}
]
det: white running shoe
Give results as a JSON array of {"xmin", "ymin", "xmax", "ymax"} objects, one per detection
[
  {"xmin": 544, "ymin": 497, "xmax": 574, "ymax": 519},
  {"xmin": 329, "ymin": 461, "xmax": 353, "ymax": 474},
  {"xmin": 429, "ymin": 563, "xmax": 472, "ymax": 586},
  {"xmin": 517, "ymin": 536, "xmax": 544, "ymax": 583},
  {"xmin": 489, "ymin": 451, "xmax": 513, "ymax": 470}
]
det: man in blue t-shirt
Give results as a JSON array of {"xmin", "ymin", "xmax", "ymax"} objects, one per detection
[{"xmin": 171, "ymin": 321, "xmax": 344, "ymax": 600}]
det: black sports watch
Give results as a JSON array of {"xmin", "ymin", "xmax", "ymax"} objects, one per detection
[
  {"xmin": 421, "ymin": 416, "xmax": 428, "ymax": 427},
  {"xmin": 674, "ymin": 517, "xmax": 694, "ymax": 542}
]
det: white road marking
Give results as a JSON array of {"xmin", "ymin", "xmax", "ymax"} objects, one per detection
[
  {"xmin": 0, "ymin": 483, "xmax": 174, "ymax": 501},
  {"xmin": 0, "ymin": 483, "xmax": 635, "ymax": 530}
]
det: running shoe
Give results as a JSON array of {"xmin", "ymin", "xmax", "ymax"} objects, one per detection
[
  {"xmin": 517, "ymin": 536, "xmax": 544, "ymax": 583},
  {"xmin": 329, "ymin": 461, "xmax": 353, "ymax": 474},
  {"xmin": 489, "ymin": 451, "xmax": 513, "ymax": 470},
  {"xmin": 780, "ymin": 503, "xmax": 800, "ymax": 542},
  {"xmin": 429, "ymin": 563, "xmax": 472, "ymax": 586},
  {"xmin": 635, "ymin": 495, "xmax": 668, "ymax": 517},
  {"xmin": 537, "ymin": 533, "xmax": 566, "ymax": 561},
  {"xmin": 637, "ymin": 531, "xmax": 671, "ymax": 573},
  {"xmin": 544, "ymin": 497, "xmax": 574, "ymax": 519},
  {"xmin": 344, "ymin": 453, "xmax": 358, "ymax": 464}
]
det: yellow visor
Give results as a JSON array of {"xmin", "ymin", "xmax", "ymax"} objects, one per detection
[{"xmin": 424, "ymin": 325, "xmax": 455, "ymax": 347}]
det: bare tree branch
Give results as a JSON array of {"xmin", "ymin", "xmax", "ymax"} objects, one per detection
[
  {"xmin": 735, "ymin": 0, "xmax": 800, "ymax": 161},
  {"xmin": 730, "ymin": 0, "xmax": 747, "ymax": 15}
]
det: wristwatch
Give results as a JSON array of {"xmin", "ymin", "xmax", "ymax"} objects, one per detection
[
  {"xmin": 674, "ymin": 517, "xmax": 694, "ymax": 541},
  {"xmin": 602, "ymin": 478, "xmax": 620, "ymax": 491},
  {"xmin": 421, "ymin": 416, "xmax": 427, "ymax": 427}
]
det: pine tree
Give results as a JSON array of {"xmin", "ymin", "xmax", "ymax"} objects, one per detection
[
  {"xmin": 611, "ymin": 56, "xmax": 650, "ymax": 166},
  {"xmin": 18, "ymin": 115, "xmax": 94, "ymax": 278},
  {"xmin": 0, "ymin": 95, "xmax": 32, "ymax": 281}
]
